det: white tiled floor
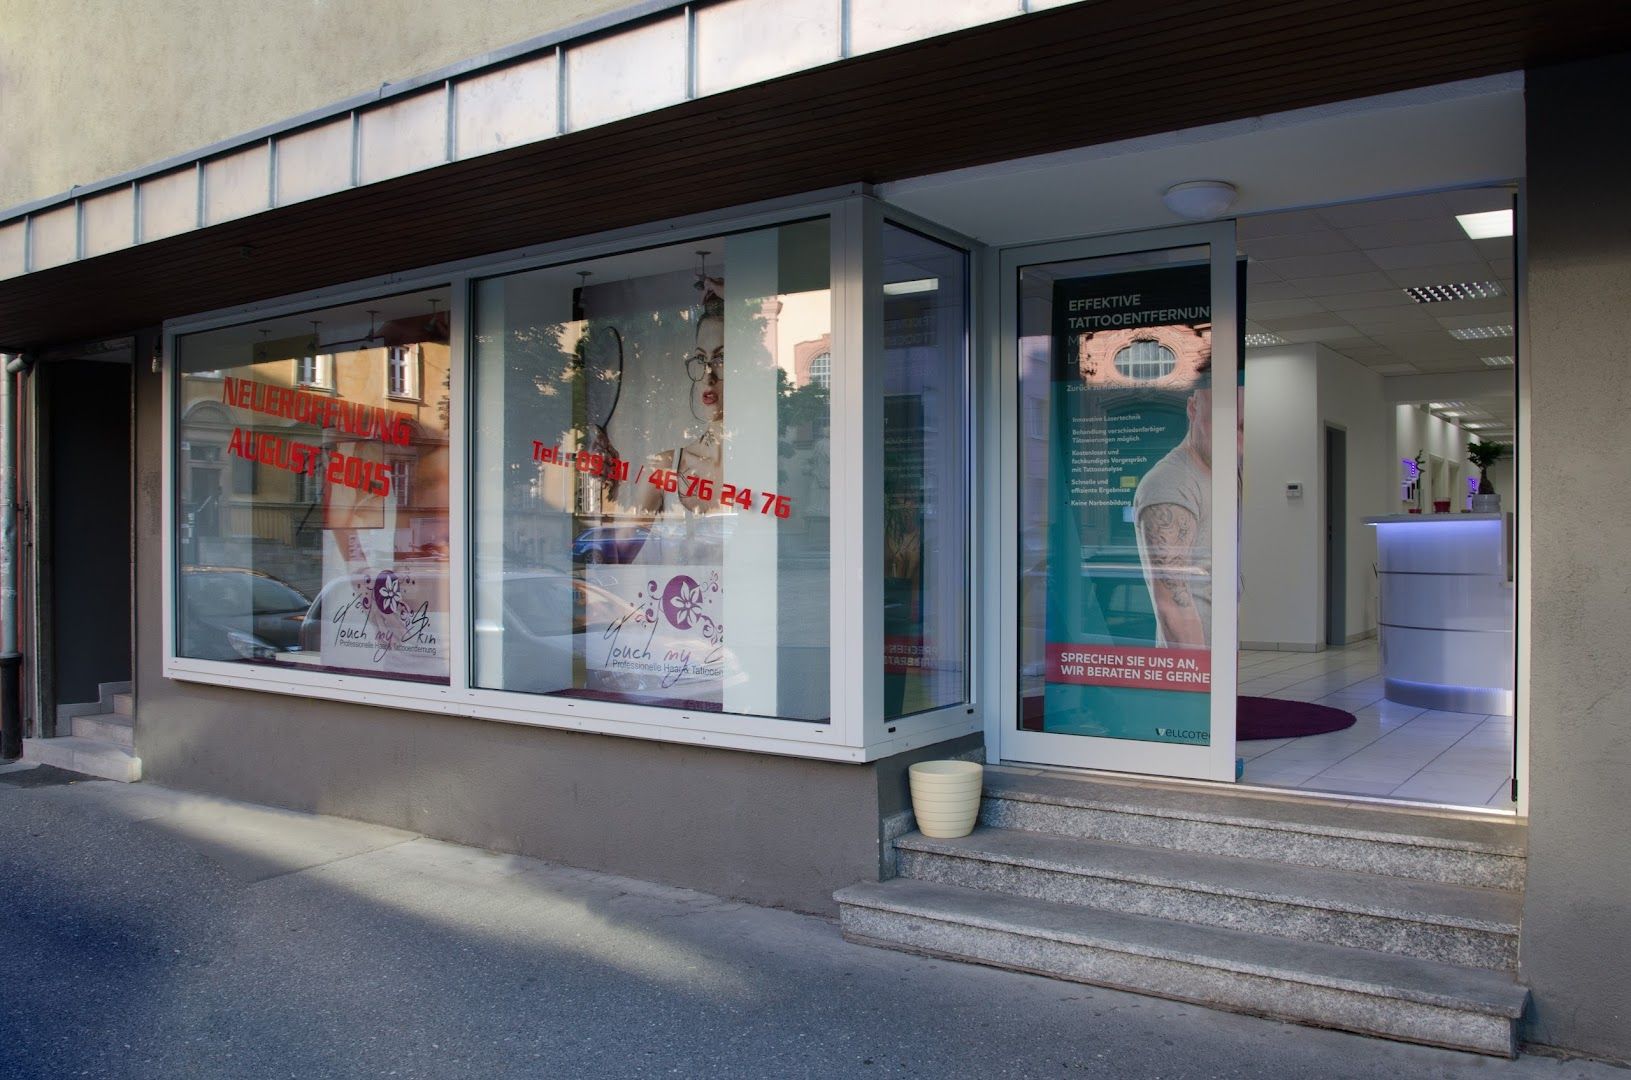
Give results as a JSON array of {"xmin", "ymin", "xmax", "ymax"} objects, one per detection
[{"xmin": 1238, "ymin": 643, "xmax": 1517, "ymax": 809}]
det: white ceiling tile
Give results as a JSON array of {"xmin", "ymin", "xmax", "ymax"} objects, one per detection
[
  {"xmin": 1366, "ymin": 240, "xmax": 1485, "ymax": 271},
  {"xmin": 1278, "ymin": 327, "xmax": 1362, "ymax": 344},
  {"xmin": 1384, "ymin": 262, "xmax": 1499, "ymax": 289},
  {"xmin": 1473, "ymin": 236, "xmax": 1516, "ymax": 261},
  {"xmin": 1316, "ymin": 193, "xmax": 1444, "ymax": 228},
  {"xmin": 1244, "ymin": 298, "xmax": 1329, "ymax": 319},
  {"xmin": 1296, "ymin": 271, "xmax": 1398, "ymax": 296},
  {"xmin": 1434, "ymin": 312, "xmax": 1517, "ymax": 332},
  {"xmin": 1407, "ymin": 295, "xmax": 1511, "ymax": 316},
  {"xmin": 1341, "ymin": 218, "xmax": 1468, "ymax": 249},
  {"xmin": 1245, "ymin": 281, "xmax": 1305, "ymax": 302},
  {"xmin": 1345, "ymin": 309, "xmax": 1443, "ymax": 331},
  {"xmin": 1256, "ymin": 312, "xmax": 1359, "ymax": 332},
  {"xmin": 1238, "ymin": 230, "xmax": 1355, "ymax": 261},
  {"xmin": 1262, "ymin": 250, "xmax": 1379, "ymax": 279},
  {"xmin": 1235, "ymin": 209, "xmax": 1330, "ymax": 240},
  {"xmin": 1437, "ymin": 188, "xmax": 1515, "ymax": 216},
  {"xmin": 1316, "ymin": 288, "xmax": 1415, "ymax": 311},
  {"xmin": 1247, "ymin": 260, "xmax": 1283, "ymax": 283}
]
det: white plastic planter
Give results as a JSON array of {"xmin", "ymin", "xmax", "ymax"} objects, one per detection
[{"xmin": 908, "ymin": 760, "xmax": 984, "ymax": 838}]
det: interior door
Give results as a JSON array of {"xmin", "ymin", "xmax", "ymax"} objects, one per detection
[{"xmin": 1000, "ymin": 223, "xmax": 1239, "ymax": 782}]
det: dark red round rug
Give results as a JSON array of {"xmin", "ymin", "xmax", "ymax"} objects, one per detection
[{"xmin": 1237, "ymin": 696, "xmax": 1357, "ymax": 740}]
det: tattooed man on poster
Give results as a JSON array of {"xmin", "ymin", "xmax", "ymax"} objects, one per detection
[{"xmin": 1132, "ymin": 357, "xmax": 1239, "ymax": 649}]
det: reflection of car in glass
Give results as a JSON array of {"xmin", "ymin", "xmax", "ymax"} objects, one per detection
[
  {"xmin": 295, "ymin": 565, "xmax": 446, "ymax": 657},
  {"xmin": 180, "ymin": 566, "xmax": 313, "ymax": 661},
  {"xmin": 477, "ymin": 568, "xmax": 745, "ymax": 699},
  {"xmin": 571, "ymin": 525, "xmax": 655, "ymax": 564}
]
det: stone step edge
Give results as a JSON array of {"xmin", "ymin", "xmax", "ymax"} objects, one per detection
[
  {"xmin": 72, "ymin": 711, "xmax": 133, "ymax": 727},
  {"xmin": 982, "ymin": 777, "xmax": 1524, "ymax": 857},
  {"xmin": 840, "ymin": 906, "xmax": 1516, "ymax": 1058},
  {"xmin": 896, "ymin": 830, "xmax": 1519, "ymax": 935},
  {"xmin": 835, "ymin": 880, "xmax": 1528, "ymax": 1019},
  {"xmin": 22, "ymin": 737, "xmax": 142, "ymax": 783}
]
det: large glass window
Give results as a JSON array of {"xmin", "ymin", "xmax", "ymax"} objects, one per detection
[
  {"xmin": 881, "ymin": 223, "xmax": 970, "ymax": 718},
  {"xmin": 174, "ymin": 287, "xmax": 452, "ymax": 682},
  {"xmin": 471, "ymin": 220, "xmax": 832, "ymax": 721}
]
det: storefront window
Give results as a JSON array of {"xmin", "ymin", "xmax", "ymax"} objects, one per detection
[
  {"xmin": 471, "ymin": 220, "xmax": 832, "ymax": 721},
  {"xmin": 174, "ymin": 287, "xmax": 453, "ymax": 682},
  {"xmin": 882, "ymin": 223, "xmax": 969, "ymax": 718}
]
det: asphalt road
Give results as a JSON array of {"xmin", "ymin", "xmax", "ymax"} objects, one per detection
[{"xmin": 0, "ymin": 763, "xmax": 1622, "ymax": 1080}]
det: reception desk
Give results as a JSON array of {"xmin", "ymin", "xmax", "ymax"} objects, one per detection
[{"xmin": 1366, "ymin": 513, "xmax": 1514, "ymax": 716}]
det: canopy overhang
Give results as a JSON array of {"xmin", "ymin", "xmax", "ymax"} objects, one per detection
[{"xmin": 3, "ymin": 0, "xmax": 1628, "ymax": 350}]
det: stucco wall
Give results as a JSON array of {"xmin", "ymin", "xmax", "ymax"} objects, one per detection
[
  {"xmin": 0, "ymin": 0, "xmax": 629, "ymax": 211},
  {"xmin": 1519, "ymin": 52, "xmax": 1631, "ymax": 1063},
  {"xmin": 131, "ymin": 329, "xmax": 901, "ymax": 915}
]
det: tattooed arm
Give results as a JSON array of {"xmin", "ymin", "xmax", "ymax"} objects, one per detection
[{"xmin": 1138, "ymin": 503, "xmax": 1205, "ymax": 647}]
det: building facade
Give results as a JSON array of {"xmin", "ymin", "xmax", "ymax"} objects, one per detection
[{"xmin": 3, "ymin": 0, "xmax": 1629, "ymax": 1063}]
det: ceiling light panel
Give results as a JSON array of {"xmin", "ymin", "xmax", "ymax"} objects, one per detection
[
  {"xmin": 1403, "ymin": 281, "xmax": 1505, "ymax": 303},
  {"xmin": 1244, "ymin": 332, "xmax": 1287, "ymax": 347},
  {"xmin": 1457, "ymin": 209, "xmax": 1514, "ymax": 239},
  {"xmin": 1449, "ymin": 325, "xmax": 1514, "ymax": 340},
  {"xmin": 1481, "ymin": 354, "xmax": 1515, "ymax": 366}
]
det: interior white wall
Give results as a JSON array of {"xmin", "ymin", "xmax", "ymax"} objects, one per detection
[
  {"xmin": 1241, "ymin": 344, "xmax": 1392, "ymax": 649},
  {"xmin": 1395, "ymin": 405, "xmax": 1478, "ymax": 509},
  {"xmin": 1315, "ymin": 345, "xmax": 1392, "ymax": 643},
  {"xmin": 1241, "ymin": 346, "xmax": 1320, "ymax": 649}
]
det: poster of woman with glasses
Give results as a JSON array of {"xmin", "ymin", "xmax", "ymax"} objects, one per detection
[{"xmin": 566, "ymin": 265, "xmax": 737, "ymax": 709}]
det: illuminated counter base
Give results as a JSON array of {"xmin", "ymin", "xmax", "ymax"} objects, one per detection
[{"xmin": 1366, "ymin": 514, "xmax": 1514, "ymax": 717}]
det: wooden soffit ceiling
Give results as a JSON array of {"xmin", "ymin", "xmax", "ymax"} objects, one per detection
[{"xmin": 3, "ymin": 0, "xmax": 1629, "ymax": 349}]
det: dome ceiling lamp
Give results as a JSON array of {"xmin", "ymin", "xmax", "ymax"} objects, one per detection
[{"xmin": 1162, "ymin": 180, "xmax": 1239, "ymax": 220}]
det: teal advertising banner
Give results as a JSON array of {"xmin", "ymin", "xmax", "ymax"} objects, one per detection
[{"xmin": 1042, "ymin": 262, "xmax": 1217, "ymax": 745}]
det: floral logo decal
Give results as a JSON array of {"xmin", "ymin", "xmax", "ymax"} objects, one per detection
[
  {"xmin": 372, "ymin": 570, "xmax": 403, "ymax": 616},
  {"xmin": 661, "ymin": 575, "xmax": 704, "ymax": 629}
]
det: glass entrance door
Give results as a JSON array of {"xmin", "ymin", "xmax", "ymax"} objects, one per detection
[{"xmin": 999, "ymin": 223, "xmax": 1239, "ymax": 782}]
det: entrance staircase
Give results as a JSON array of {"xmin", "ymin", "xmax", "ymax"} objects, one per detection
[
  {"xmin": 23, "ymin": 683, "xmax": 141, "ymax": 782},
  {"xmin": 836, "ymin": 767, "xmax": 1528, "ymax": 1056}
]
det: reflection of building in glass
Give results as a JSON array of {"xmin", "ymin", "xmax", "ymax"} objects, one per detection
[
  {"xmin": 1078, "ymin": 324, "xmax": 1211, "ymax": 388},
  {"xmin": 178, "ymin": 326, "xmax": 451, "ymax": 598}
]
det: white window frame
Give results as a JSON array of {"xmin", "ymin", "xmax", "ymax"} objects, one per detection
[
  {"xmin": 386, "ymin": 343, "xmax": 420, "ymax": 399},
  {"xmin": 296, "ymin": 351, "xmax": 334, "ymax": 390},
  {"xmin": 391, "ymin": 458, "xmax": 412, "ymax": 507},
  {"xmin": 161, "ymin": 186, "xmax": 982, "ymax": 763}
]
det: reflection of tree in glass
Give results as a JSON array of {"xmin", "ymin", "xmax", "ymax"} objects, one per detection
[
  {"xmin": 486, "ymin": 281, "xmax": 785, "ymax": 528},
  {"xmin": 777, "ymin": 363, "xmax": 830, "ymax": 522}
]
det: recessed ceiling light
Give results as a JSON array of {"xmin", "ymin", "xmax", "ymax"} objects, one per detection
[
  {"xmin": 1457, "ymin": 209, "xmax": 1514, "ymax": 239},
  {"xmin": 883, "ymin": 278, "xmax": 938, "ymax": 296},
  {"xmin": 1481, "ymin": 354, "xmax": 1515, "ymax": 367},
  {"xmin": 1439, "ymin": 411, "xmax": 1464, "ymax": 418},
  {"xmin": 1463, "ymin": 422, "xmax": 1493, "ymax": 430},
  {"xmin": 1449, "ymin": 325, "xmax": 1514, "ymax": 340},
  {"xmin": 1403, "ymin": 281, "xmax": 1504, "ymax": 303},
  {"xmin": 1428, "ymin": 402, "xmax": 1450, "ymax": 409},
  {"xmin": 1244, "ymin": 332, "xmax": 1286, "ymax": 347}
]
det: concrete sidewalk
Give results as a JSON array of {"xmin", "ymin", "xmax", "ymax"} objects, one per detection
[{"xmin": 0, "ymin": 764, "xmax": 1618, "ymax": 1079}]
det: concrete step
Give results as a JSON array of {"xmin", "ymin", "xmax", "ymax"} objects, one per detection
[
  {"xmin": 981, "ymin": 768, "xmax": 1525, "ymax": 889},
  {"xmin": 896, "ymin": 828, "xmax": 1519, "ymax": 971},
  {"xmin": 70, "ymin": 712, "xmax": 134, "ymax": 749},
  {"xmin": 22, "ymin": 736, "xmax": 141, "ymax": 782},
  {"xmin": 836, "ymin": 879, "xmax": 1528, "ymax": 1057},
  {"xmin": 111, "ymin": 691, "xmax": 134, "ymax": 716}
]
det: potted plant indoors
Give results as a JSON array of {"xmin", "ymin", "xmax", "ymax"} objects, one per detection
[{"xmin": 1467, "ymin": 439, "xmax": 1510, "ymax": 512}]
